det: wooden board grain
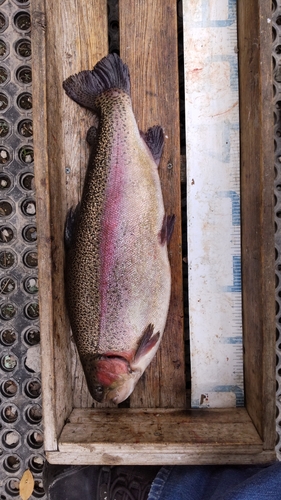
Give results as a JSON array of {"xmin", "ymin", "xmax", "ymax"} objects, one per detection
[
  {"xmin": 46, "ymin": 449, "xmax": 276, "ymax": 466},
  {"xmin": 68, "ymin": 407, "xmax": 252, "ymax": 424},
  {"xmin": 50, "ymin": 407, "xmax": 277, "ymax": 466},
  {"xmin": 237, "ymin": 0, "xmax": 275, "ymax": 449},
  {"xmin": 119, "ymin": 0, "xmax": 186, "ymax": 409},
  {"xmin": 31, "ymin": 0, "xmax": 276, "ymax": 463},
  {"xmin": 55, "ymin": 407, "xmax": 265, "ymax": 464},
  {"xmin": 31, "ymin": 0, "xmax": 109, "ymax": 448},
  {"xmin": 31, "ymin": 1, "xmax": 59, "ymax": 452}
]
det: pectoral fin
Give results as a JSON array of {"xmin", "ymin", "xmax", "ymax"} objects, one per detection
[
  {"xmin": 64, "ymin": 203, "xmax": 80, "ymax": 250},
  {"xmin": 134, "ymin": 324, "xmax": 160, "ymax": 364}
]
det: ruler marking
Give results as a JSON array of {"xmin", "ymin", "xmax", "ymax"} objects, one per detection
[{"xmin": 183, "ymin": 0, "xmax": 244, "ymax": 408}]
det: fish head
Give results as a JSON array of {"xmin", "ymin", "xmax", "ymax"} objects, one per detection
[
  {"xmin": 82, "ymin": 325, "xmax": 162, "ymax": 404},
  {"xmin": 83, "ymin": 354, "xmax": 141, "ymax": 404}
]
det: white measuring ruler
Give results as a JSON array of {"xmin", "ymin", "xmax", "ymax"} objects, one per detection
[{"xmin": 183, "ymin": 0, "xmax": 244, "ymax": 408}]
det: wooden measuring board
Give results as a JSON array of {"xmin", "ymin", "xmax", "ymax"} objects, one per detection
[
  {"xmin": 183, "ymin": 0, "xmax": 244, "ymax": 408},
  {"xmin": 31, "ymin": 0, "xmax": 275, "ymax": 464}
]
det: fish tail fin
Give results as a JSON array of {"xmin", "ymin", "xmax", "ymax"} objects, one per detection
[{"xmin": 63, "ymin": 53, "xmax": 130, "ymax": 110}]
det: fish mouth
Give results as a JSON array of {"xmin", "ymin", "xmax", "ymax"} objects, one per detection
[
  {"xmin": 104, "ymin": 364, "xmax": 142, "ymax": 404},
  {"xmin": 90, "ymin": 370, "xmax": 137, "ymax": 405},
  {"xmin": 89, "ymin": 373, "xmax": 135, "ymax": 405},
  {"xmin": 85, "ymin": 353, "xmax": 136, "ymax": 404},
  {"xmin": 108, "ymin": 376, "xmax": 138, "ymax": 404}
]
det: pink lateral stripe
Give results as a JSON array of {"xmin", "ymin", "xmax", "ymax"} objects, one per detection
[{"xmin": 99, "ymin": 132, "xmax": 125, "ymax": 328}]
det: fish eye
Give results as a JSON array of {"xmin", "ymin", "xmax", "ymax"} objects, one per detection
[{"xmin": 92, "ymin": 384, "xmax": 104, "ymax": 402}]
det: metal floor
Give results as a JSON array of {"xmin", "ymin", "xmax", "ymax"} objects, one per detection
[
  {"xmin": 0, "ymin": 0, "xmax": 44, "ymax": 497},
  {"xmin": 0, "ymin": 0, "xmax": 280, "ymax": 499}
]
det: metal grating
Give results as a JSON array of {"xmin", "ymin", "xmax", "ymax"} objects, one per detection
[
  {"xmin": 273, "ymin": 0, "xmax": 281, "ymax": 462},
  {"xmin": 0, "ymin": 0, "xmax": 44, "ymax": 498},
  {"xmin": 0, "ymin": 1, "xmax": 279, "ymax": 498}
]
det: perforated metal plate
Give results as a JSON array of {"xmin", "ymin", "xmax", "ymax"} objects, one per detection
[{"xmin": 0, "ymin": 0, "xmax": 45, "ymax": 497}]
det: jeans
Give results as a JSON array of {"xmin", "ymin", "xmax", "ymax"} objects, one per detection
[{"xmin": 148, "ymin": 462, "xmax": 281, "ymax": 500}]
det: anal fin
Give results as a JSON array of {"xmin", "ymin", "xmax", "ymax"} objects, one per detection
[
  {"xmin": 141, "ymin": 125, "xmax": 164, "ymax": 166},
  {"xmin": 159, "ymin": 214, "xmax": 175, "ymax": 246}
]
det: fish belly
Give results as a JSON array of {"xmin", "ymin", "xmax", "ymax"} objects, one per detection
[{"xmin": 97, "ymin": 106, "xmax": 171, "ymax": 355}]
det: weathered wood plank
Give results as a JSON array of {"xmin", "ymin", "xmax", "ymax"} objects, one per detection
[
  {"xmin": 59, "ymin": 426, "xmax": 261, "ymax": 447},
  {"xmin": 54, "ymin": 408, "xmax": 267, "ymax": 466},
  {"xmin": 71, "ymin": 340, "xmax": 93, "ymax": 408},
  {"xmin": 60, "ymin": 409, "xmax": 261, "ymax": 446},
  {"xmin": 68, "ymin": 407, "xmax": 252, "ymax": 423},
  {"xmin": 46, "ymin": 449, "xmax": 275, "ymax": 466},
  {"xmin": 44, "ymin": 0, "xmax": 109, "ymax": 410},
  {"xmin": 119, "ymin": 0, "xmax": 186, "ymax": 409},
  {"xmin": 31, "ymin": 0, "xmax": 59, "ymax": 452},
  {"xmin": 57, "ymin": 408, "xmax": 264, "ymax": 463},
  {"xmin": 237, "ymin": 0, "xmax": 275, "ymax": 448},
  {"xmin": 31, "ymin": 0, "xmax": 109, "ymax": 448}
]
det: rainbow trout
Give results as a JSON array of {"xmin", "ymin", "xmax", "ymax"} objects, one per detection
[{"xmin": 63, "ymin": 54, "xmax": 174, "ymax": 404}]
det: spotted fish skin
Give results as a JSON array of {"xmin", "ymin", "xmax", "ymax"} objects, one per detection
[{"xmin": 63, "ymin": 54, "xmax": 174, "ymax": 404}]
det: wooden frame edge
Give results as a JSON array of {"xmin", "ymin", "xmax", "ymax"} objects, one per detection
[
  {"xmin": 237, "ymin": 0, "xmax": 276, "ymax": 448},
  {"xmin": 31, "ymin": 0, "xmax": 58, "ymax": 452},
  {"xmin": 45, "ymin": 449, "xmax": 275, "ymax": 466}
]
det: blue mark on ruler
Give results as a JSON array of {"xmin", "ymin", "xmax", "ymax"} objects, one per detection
[
  {"xmin": 218, "ymin": 190, "xmax": 240, "ymax": 225},
  {"xmin": 207, "ymin": 122, "xmax": 239, "ymax": 163},
  {"xmin": 222, "ymin": 255, "xmax": 241, "ymax": 292},
  {"xmin": 218, "ymin": 191, "xmax": 241, "ymax": 293},
  {"xmin": 196, "ymin": 0, "xmax": 236, "ymax": 28},
  {"xmin": 222, "ymin": 336, "xmax": 242, "ymax": 344}
]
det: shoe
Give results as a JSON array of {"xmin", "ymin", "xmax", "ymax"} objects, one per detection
[
  {"xmin": 43, "ymin": 462, "xmax": 160, "ymax": 500},
  {"xmin": 97, "ymin": 465, "xmax": 160, "ymax": 500}
]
